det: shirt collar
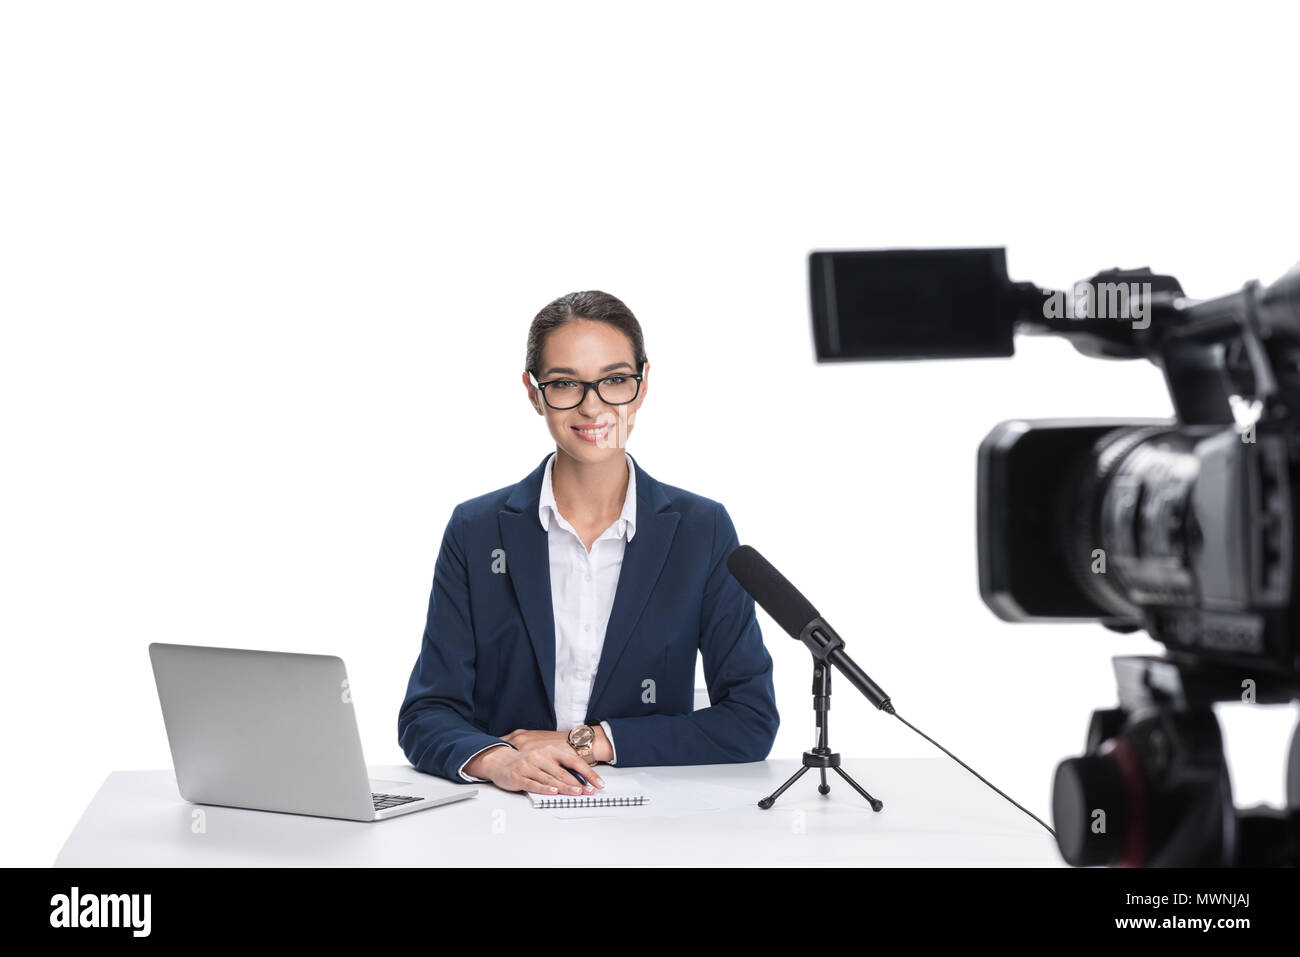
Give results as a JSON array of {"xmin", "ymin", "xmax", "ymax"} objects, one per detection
[{"xmin": 538, "ymin": 451, "xmax": 637, "ymax": 542}]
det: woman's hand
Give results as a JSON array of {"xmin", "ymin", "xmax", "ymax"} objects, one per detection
[
  {"xmin": 502, "ymin": 726, "xmax": 614, "ymax": 763},
  {"xmin": 469, "ymin": 735, "xmax": 606, "ymax": 796}
]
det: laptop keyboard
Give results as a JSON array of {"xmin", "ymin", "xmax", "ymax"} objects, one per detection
[{"xmin": 372, "ymin": 792, "xmax": 421, "ymax": 811}]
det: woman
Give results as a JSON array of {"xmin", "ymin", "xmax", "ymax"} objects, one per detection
[{"xmin": 398, "ymin": 290, "xmax": 779, "ymax": 797}]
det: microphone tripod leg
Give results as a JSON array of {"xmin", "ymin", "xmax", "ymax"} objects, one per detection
[
  {"xmin": 833, "ymin": 764, "xmax": 883, "ymax": 812},
  {"xmin": 758, "ymin": 765, "xmax": 810, "ymax": 809}
]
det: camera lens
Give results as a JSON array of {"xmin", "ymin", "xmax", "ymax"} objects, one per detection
[{"xmin": 1058, "ymin": 426, "xmax": 1197, "ymax": 620}]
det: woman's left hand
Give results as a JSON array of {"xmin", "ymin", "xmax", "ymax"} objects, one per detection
[{"xmin": 503, "ymin": 727, "xmax": 611, "ymax": 763}]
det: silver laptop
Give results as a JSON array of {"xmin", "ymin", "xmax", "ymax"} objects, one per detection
[{"xmin": 148, "ymin": 642, "xmax": 477, "ymax": 822}]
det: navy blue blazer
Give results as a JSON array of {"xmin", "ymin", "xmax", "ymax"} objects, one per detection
[{"xmin": 398, "ymin": 451, "xmax": 779, "ymax": 783}]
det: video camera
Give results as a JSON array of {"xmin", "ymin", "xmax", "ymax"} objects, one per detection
[{"xmin": 810, "ymin": 247, "xmax": 1300, "ymax": 866}]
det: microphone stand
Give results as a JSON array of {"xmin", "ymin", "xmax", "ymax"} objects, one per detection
[{"xmin": 758, "ymin": 624, "xmax": 884, "ymax": 812}]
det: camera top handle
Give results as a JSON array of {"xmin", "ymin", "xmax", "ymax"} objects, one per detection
[
  {"xmin": 1023, "ymin": 260, "xmax": 1300, "ymax": 427},
  {"xmin": 809, "ymin": 246, "xmax": 1300, "ymax": 428}
]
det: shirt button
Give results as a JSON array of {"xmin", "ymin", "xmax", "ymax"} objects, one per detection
[
  {"xmin": 584, "ymin": 623, "xmax": 591, "ymax": 631},
  {"xmin": 584, "ymin": 574, "xmax": 591, "ymax": 582}
]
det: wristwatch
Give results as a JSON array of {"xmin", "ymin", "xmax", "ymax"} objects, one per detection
[{"xmin": 567, "ymin": 724, "xmax": 596, "ymax": 762}]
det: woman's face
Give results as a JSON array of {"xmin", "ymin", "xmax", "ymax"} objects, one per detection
[{"xmin": 523, "ymin": 319, "xmax": 649, "ymax": 463}]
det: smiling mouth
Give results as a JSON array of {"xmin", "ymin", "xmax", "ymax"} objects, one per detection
[{"xmin": 573, "ymin": 423, "xmax": 613, "ymax": 438}]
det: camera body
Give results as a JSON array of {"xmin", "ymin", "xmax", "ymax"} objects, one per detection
[{"xmin": 978, "ymin": 418, "xmax": 1298, "ymax": 675}]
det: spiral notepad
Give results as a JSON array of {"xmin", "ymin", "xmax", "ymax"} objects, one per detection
[{"xmin": 528, "ymin": 775, "xmax": 649, "ymax": 808}]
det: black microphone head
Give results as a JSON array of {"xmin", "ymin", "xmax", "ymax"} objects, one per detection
[{"xmin": 726, "ymin": 544, "xmax": 820, "ymax": 638}]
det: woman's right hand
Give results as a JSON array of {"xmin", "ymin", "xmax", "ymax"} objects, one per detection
[{"xmin": 467, "ymin": 742, "xmax": 605, "ymax": 796}]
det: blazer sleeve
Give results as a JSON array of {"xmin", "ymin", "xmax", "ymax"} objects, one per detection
[
  {"xmin": 397, "ymin": 505, "xmax": 514, "ymax": 783},
  {"xmin": 602, "ymin": 501, "xmax": 780, "ymax": 765}
]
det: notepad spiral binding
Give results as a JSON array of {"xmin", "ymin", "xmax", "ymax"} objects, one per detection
[{"xmin": 533, "ymin": 796, "xmax": 647, "ymax": 808}]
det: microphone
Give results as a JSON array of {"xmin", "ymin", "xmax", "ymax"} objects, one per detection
[
  {"xmin": 726, "ymin": 542, "xmax": 1058, "ymax": 838},
  {"xmin": 726, "ymin": 544, "xmax": 893, "ymax": 713}
]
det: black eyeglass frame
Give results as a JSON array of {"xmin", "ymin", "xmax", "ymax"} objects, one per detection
[{"xmin": 527, "ymin": 370, "xmax": 644, "ymax": 410}]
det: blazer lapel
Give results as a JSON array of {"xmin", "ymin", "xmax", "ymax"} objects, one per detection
[
  {"xmin": 497, "ymin": 451, "xmax": 681, "ymax": 728},
  {"xmin": 586, "ymin": 454, "xmax": 679, "ymax": 718},
  {"xmin": 499, "ymin": 453, "xmax": 558, "ymax": 725}
]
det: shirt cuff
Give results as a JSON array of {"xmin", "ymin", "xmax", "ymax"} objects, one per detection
[
  {"xmin": 457, "ymin": 742, "xmax": 512, "ymax": 782},
  {"xmin": 599, "ymin": 720, "xmax": 617, "ymax": 766}
]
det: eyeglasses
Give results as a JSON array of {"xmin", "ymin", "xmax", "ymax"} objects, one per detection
[{"xmin": 528, "ymin": 370, "xmax": 643, "ymax": 410}]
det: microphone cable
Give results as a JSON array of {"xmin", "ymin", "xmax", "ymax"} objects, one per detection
[{"xmin": 886, "ymin": 704, "xmax": 1055, "ymax": 838}]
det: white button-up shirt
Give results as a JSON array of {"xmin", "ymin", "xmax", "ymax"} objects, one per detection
[{"xmin": 458, "ymin": 451, "xmax": 634, "ymax": 782}]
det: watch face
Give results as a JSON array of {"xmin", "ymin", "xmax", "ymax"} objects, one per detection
[{"xmin": 570, "ymin": 725, "xmax": 595, "ymax": 747}]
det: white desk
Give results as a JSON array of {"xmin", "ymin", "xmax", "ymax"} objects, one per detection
[{"xmin": 54, "ymin": 758, "xmax": 1063, "ymax": 866}]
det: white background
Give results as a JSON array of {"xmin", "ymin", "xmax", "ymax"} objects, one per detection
[{"xmin": 3, "ymin": 1, "xmax": 1298, "ymax": 866}]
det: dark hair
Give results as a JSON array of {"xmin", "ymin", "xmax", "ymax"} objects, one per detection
[{"xmin": 525, "ymin": 290, "xmax": 648, "ymax": 380}]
